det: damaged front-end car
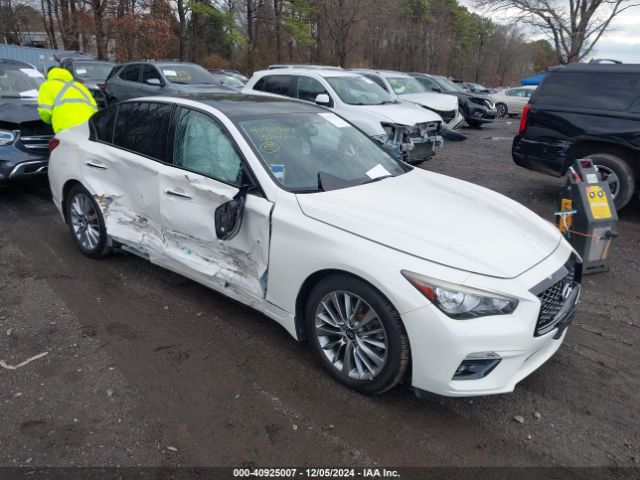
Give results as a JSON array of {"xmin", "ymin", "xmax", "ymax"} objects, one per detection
[
  {"xmin": 0, "ymin": 60, "xmax": 53, "ymax": 186},
  {"xmin": 373, "ymin": 121, "xmax": 443, "ymax": 165}
]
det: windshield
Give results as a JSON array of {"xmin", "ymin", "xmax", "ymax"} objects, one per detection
[
  {"xmin": 74, "ymin": 61, "xmax": 114, "ymax": 80},
  {"xmin": 470, "ymin": 82, "xmax": 488, "ymax": 91},
  {"xmin": 434, "ymin": 75, "xmax": 465, "ymax": 93},
  {"xmin": 160, "ymin": 64, "xmax": 218, "ymax": 85},
  {"xmin": 237, "ymin": 112, "xmax": 406, "ymax": 192},
  {"xmin": 385, "ymin": 76, "xmax": 427, "ymax": 95},
  {"xmin": 211, "ymin": 73, "xmax": 244, "ymax": 88},
  {"xmin": 0, "ymin": 66, "xmax": 44, "ymax": 98},
  {"xmin": 325, "ymin": 76, "xmax": 395, "ymax": 105}
]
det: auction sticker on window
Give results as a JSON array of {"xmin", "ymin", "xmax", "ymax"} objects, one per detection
[
  {"xmin": 19, "ymin": 68, "xmax": 43, "ymax": 78},
  {"xmin": 586, "ymin": 185, "xmax": 612, "ymax": 219},
  {"xmin": 318, "ymin": 112, "xmax": 350, "ymax": 128}
]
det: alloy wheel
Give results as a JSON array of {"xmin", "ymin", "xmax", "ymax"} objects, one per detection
[
  {"xmin": 496, "ymin": 104, "xmax": 507, "ymax": 117},
  {"xmin": 314, "ymin": 291, "xmax": 388, "ymax": 380},
  {"xmin": 595, "ymin": 165, "xmax": 619, "ymax": 198},
  {"xmin": 69, "ymin": 192, "xmax": 101, "ymax": 251}
]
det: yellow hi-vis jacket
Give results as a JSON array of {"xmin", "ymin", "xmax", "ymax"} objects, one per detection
[{"xmin": 37, "ymin": 67, "xmax": 98, "ymax": 134}]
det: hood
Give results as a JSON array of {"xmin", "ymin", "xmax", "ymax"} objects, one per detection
[
  {"xmin": 399, "ymin": 92, "xmax": 458, "ymax": 112},
  {"xmin": 296, "ymin": 169, "xmax": 562, "ymax": 278},
  {"xmin": 47, "ymin": 67, "xmax": 74, "ymax": 82},
  {"xmin": 0, "ymin": 98, "xmax": 42, "ymax": 127},
  {"xmin": 350, "ymin": 102, "xmax": 441, "ymax": 125}
]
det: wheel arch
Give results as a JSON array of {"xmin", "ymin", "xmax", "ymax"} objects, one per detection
[
  {"xmin": 61, "ymin": 179, "xmax": 84, "ymax": 224},
  {"xmin": 293, "ymin": 268, "xmax": 401, "ymax": 342},
  {"xmin": 566, "ymin": 140, "xmax": 639, "ymax": 175}
]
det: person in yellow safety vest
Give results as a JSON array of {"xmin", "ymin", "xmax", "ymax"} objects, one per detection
[{"xmin": 37, "ymin": 67, "xmax": 98, "ymax": 134}]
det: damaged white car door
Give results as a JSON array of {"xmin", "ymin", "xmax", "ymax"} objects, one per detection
[
  {"xmin": 157, "ymin": 106, "xmax": 273, "ymax": 300},
  {"xmin": 86, "ymin": 101, "xmax": 170, "ymax": 258}
]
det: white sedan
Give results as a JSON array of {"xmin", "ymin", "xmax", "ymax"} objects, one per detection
[
  {"xmin": 492, "ymin": 86, "xmax": 537, "ymax": 117},
  {"xmin": 49, "ymin": 94, "xmax": 581, "ymax": 396}
]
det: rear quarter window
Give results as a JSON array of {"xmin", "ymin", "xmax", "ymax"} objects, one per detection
[
  {"xmin": 535, "ymin": 72, "xmax": 640, "ymax": 111},
  {"xmin": 90, "ymin": 105, "xmax": 117, "ymax": 143}
]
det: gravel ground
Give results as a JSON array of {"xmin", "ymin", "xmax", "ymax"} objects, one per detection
[{"xmin": 0, "ymin": 118, "xmax": 638, "ymax": 470}]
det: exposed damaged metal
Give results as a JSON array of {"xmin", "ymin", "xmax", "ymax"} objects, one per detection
[{"xmin": 375, "ymin": 121, "xmax": 444, "ymax": 164}]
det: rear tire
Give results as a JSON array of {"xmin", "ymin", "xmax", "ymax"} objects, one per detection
[
  {"xmin": 65, "ymin": 184, "xmax": 111, "ymax": 259},
  {"xmin": 588, "ymin": 153, "xmax": 636, "ymax": 210},
  {"xmin": 304, "ymin": 274, "xmax": 410, "ymax": 395},
  {"xmin": 496, "ymin": 103, "xmax": 508, "ymax": 117}
]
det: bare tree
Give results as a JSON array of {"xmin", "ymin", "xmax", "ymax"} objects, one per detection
[{"xmin": 475, "ymin": 0, "xmax": 640, "ymax": 63}]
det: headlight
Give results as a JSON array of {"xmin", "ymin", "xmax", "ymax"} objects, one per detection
[
  {"xmin": 0, "ymin": 130, "xmax": 16, "ymax": 146},
  {"xmin": 401, "ymin": 270, "xmax": 518, "ymax": 319}
]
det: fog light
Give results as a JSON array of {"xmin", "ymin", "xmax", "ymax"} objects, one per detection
[{"xmin": 452, "ymin": 354, "xmax": 501, "ymax": 380}]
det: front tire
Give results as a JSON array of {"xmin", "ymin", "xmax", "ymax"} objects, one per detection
[
  {"xmin": 65, "ymin": 184, "xmax": 111, "ymax": 259},
  {"xmin": 496, "ymin": 102, "xmax": 508, "ymax": 117},
  {"xmin": 589, "ymin": 153, "xmax": 636, "ymax": 210},
  {"xmin": 304, "ymin": 275, "xmax": 410, "ymax": 395}
]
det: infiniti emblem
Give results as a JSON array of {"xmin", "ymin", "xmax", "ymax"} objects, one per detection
[{"xmin": 561, "ymin": 282, "xmax": 573, "ymax": 301}]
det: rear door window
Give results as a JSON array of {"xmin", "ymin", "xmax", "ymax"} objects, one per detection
[
  {"xmin": 113, "ymin": 101, "xmax": 172, "ymax": 160},
  {"xmin": 119, "ymin": 64, "xmax": 141, "ymax": 82},
  {"xmin": 253, "ymin": 75, "xmax": 292, "ymax": 96},
  {"xmin": 536, "ymin": 72, "xmax": 640, "ymax": 111}
]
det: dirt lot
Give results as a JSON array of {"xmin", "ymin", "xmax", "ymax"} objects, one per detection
[{"xmin": 1, "ymin": 119, "xmax": 639, "ymax": 470}]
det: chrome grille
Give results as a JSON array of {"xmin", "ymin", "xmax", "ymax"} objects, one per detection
[
  {"xmin": 18, "ymin": 125, "xmax": 53, "ymax": 153},
  {"xmin": 533, "ymin": 257, "xmax": 580, "ymax": 336},
  {"xmin": 435, "ymin": 109, "xmax": 456, "ymax": 122}
]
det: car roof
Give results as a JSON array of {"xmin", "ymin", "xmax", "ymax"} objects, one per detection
[
  {"xmin": 255, "ymin": 68, "xmax": 360, "ymax": 78},
  {"xmin": 0, "ymin": 59, "xmax": 33, "ymax": 68},
  {"xmin": 352, "ymin": 69, "xmax": 412, "ymax": 78},
  {"xmin": 138, "ymin": 93, "xmax": 328, "ymax": 118},
  {"xmin": 122, "ymin": 61, "xmax": 202, "ymax": 68},
  {"xmin": 548, "ymin": 63, "xmax": 640, "ymax": 73},
  {"xmin": 71, "ymin": 59, "xmax": 115, "ymax": 64}
]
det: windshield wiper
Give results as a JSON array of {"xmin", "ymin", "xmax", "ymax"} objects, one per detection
[
  {"xmin": 377, "ymin": 100, "xmax": 397, "ymax": 105},
  {"xmin": 360, "ymin": 174, "xmax": 394, "ymax": 185}
]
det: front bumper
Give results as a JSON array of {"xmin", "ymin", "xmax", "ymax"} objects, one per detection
[
  {"xmin": 466, "ymin": 105, "xmax": 497, "ymax": 123},
  {"xmin": 402, "ymin": 242, "xmax": 579, "ymax": 397}
]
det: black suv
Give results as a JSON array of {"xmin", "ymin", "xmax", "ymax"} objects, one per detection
[
  {"xmin": 410, "ymin": 73, "xmax": 497, "ymax": 127},
  {"xmin": 513, "ymin": 63, "xmax": 640, "ymax": 210}
]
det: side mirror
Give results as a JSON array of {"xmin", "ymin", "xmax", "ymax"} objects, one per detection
[
  {"xmin": 432, "ymin": 87, "xmax": 442, "ymax": 93},
  {"xmin": 146, "ymin": 78, "xmax": 163, "ymax": 86},
  {"xmin": 214, "ymin": 187, "xmax": 247, "ymax": 241},
  {"xmin": 315, "ymin": 93, "xmax": 331, "ymax": 106}
]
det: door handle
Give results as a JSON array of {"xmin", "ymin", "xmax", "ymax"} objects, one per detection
[
  {"xmin": 165, "ymin": 189, "xmax": 192, "ymax": 200},
  {"xmin": 85, "ymin": 161, "xmax": 108, "ymax": 170}
]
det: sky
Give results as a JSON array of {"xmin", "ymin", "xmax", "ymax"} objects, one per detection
[
  {"xmin": 467, "ymin": 2, "xmax": 640, "ymax": 63},
  {"xmin": 589, "ymin": 12, "xmax": 640, "ymax": 63}
]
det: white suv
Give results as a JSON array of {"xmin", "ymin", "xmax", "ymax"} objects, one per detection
[
  {"xmin": 351, "ymin": 69, "xmax": 464, "ymax": 130},
  {"xmin": 243, "ymin": 68, "xmax": 444, "ymax": 164}
]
